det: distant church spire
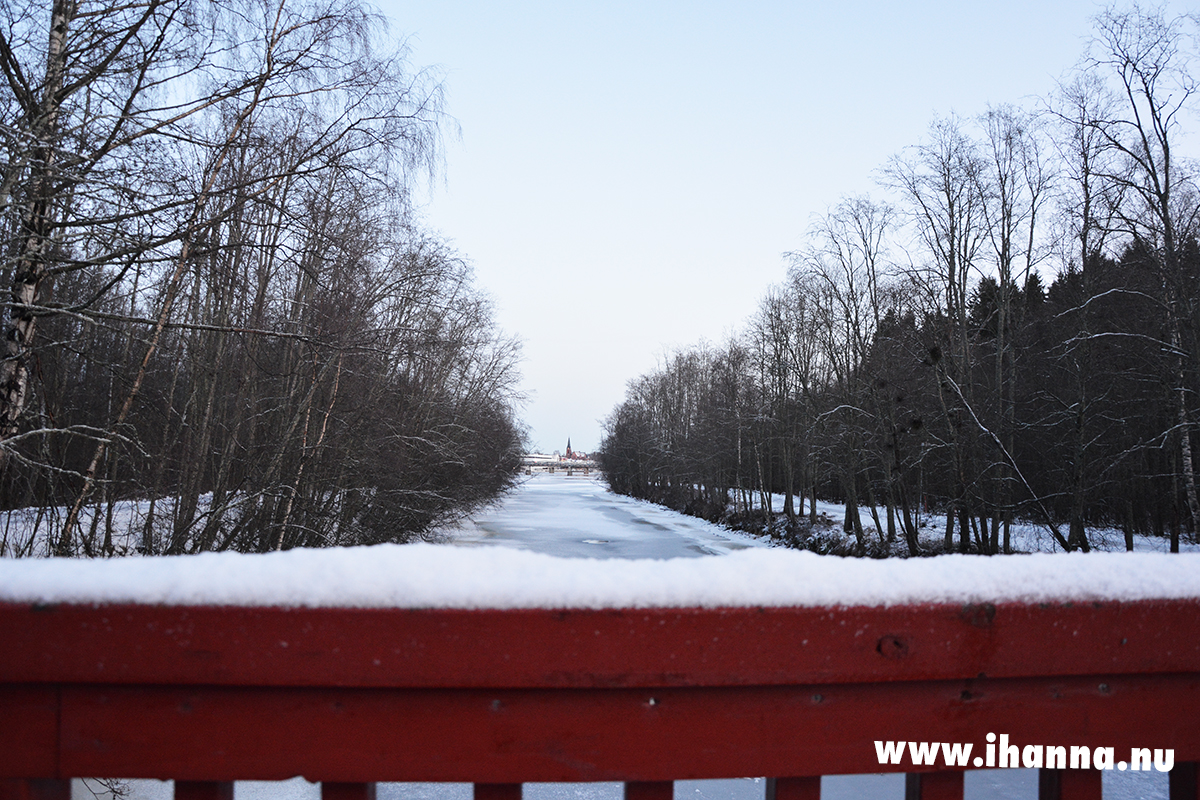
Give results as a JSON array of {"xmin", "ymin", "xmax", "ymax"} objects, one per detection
[{"xmin": 566, "ymin": 438, "xmax": 573, "ymax": 458}]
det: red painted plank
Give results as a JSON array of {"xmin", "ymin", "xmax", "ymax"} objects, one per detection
[
  {"xmin": 1171, "ymin": 763, "xmax": 1200, "ymax": 800},
  {"xmin": 42, "ymin": 674, "xmax": 1200, "ymax": 783},
  {"xmin": 3, "ymin": 600, "xmax": 1199, "ymax": 689},
  {"xmin": 765, "ymin": 776, "xmax": 820, "ymax": 800},
  {"xmin": 905, "ymin": 771, "xmax": 963, "ymax": 800},
  {"xmin": 623, "ymin": 782, "xmax": 671, "ymax": 800},
  {"xmin": 1038, "ymin": 769, "xmax": 1056, "ymax": 800},
  {"xmin": 473, "ymin": 785, "xmax": 520, "ymax": 800},
  {"xmin": 0, "ymin": 781, "xmax": 69, "ymax": 800},
  {"xmin": 175, "ymin": 783, "xmax": 233, "ymax": 800},
  {"xmin": 0, "ymin": 689, "xmax": 59, "ymax": 778},
  {"xmin": 1061, "ymin": 770, "xmax": 1103, "ymax": 800},
  {"xmin": 1040, "ymin": 768, "xmax": 1102, "ymax": 800},
  {"xmin": 322, "ymin": 784, "xmax": 375, "ymax": 800}
]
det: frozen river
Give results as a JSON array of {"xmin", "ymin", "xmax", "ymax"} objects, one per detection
[{"xmin": 443, "ymin": 472, "xmax": 766, "ymax": 558}]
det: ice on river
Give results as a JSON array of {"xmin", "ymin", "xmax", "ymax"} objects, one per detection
[{"xmin": 442, "ymin": 472, "xmax": 768, "ymax": 558}]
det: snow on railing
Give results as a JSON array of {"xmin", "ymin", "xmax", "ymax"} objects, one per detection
[
  {"xmin": 3, "ymin": 545, "xmax": 1200, "ymax": 800},
  {"xmin": 4, "ymin": 544, "xmax": 1200, "ymax": 609}
]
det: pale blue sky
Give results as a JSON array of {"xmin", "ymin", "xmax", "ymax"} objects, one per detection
[{"xmin": 374, "ymin": 0, "xmax": 1191, "ymax": 454}]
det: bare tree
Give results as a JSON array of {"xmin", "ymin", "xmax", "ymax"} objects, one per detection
[
  {"xmin": 1086, "ymin": 4, "xmax": 1200, "ymax": 543},
  {"xmin": 975, "ymin": 103, "xmax": 1055, "ymax": 552},
  {"xmin": 788, "ymin": 195, "xmax": 896, "ymax": 552},
  {"xmin": 0, "ymin": 0, "xmax": 530, "ymax": 558},
  {"xmin": 883, "ymin": 117, "xmax": 988, "ymax": 551}
]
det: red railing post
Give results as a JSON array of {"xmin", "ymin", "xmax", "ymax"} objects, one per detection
[
  {"xmin": 904, "ymin": 771, "xmax": 963, "ymax": 800},
  {"xmin": 1037, "ymin": 768, "xmax": 1102, "ymax": 800},
  {"xmin": 0, "ymin": 780, "xmax": 70, "ymax": 800},
  {"xmin": 175, "ymin": 782, "xmax": 234, "ymax": 800},
  {"xmin": 1172, "ymin": 763, "xmax": 1200, "ymax": 800},
  {"xmin": 623, "ymin": 781, "xmax": 671, "ymax": 800},
  {"xmin": 322, "ymin": 783, "xmax": 376, "ymax": 800},
  {"xmin": 765, "ymin": 776, "xmax": 820, "ymax": 799},
  {"xmin": 473, "ymin": 785, "xmax": 520, "ymax": 800}
]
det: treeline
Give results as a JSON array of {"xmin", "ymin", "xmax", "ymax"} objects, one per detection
[
  {"xmin": 0, "ymin": 0, "xmax": 524, "ymax": 556},
  {"xmin": 598, "ymin": 6, "xmax": 1200, "ymax": 555}
]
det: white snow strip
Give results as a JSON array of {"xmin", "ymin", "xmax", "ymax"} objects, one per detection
[{"xmin": 2, "ymin": 545, "xmax": 1200, "ymax": 608}]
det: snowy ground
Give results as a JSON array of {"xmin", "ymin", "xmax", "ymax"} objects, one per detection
[{"xmin": 762, "ymin": 493, "xmax": 1200, "ymax": 555}]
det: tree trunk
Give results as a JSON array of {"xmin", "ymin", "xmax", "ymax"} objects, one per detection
[
  {"xmin": 844, "ymin": 475, "xmax": 865, "ymax": 553},
  {"xmin": 0, "ymin": 0, "xmax": 75, "ymax": 459},
  {"xmin": 866, "ymin": 481, "xmax": 886, "ymax": 545}
]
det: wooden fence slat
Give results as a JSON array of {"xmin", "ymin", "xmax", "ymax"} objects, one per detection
[
  {"xmin": 174, "ymin": 782, "xmax": 233, "ymax": 800},
  {"xmin": 1059, "ymin": 769, "xmax": 1102, "ymax": 800},
  {"xmin": 1171, "ymin": 763, "xmax": 1200, "ymax": 800},
  {"xmin": 765, "ymin": 776, "xmax": 820, "ymax": 800},
  {"xmin": 1038, "ymin": 768, "xmax": 1058, "ymax": 800},
  {"xmin": 321, "ymin": 783, "xmax": 376, "ymax": 800},
  {"xmin": 904, "ymin": 771, "xmax": 963, "ymax": 800},
  {"xmin": 0, "ymin": 780, "xmax": 69, "ymax": 800},
  {"xmin": 1037, "ymin": 769, "xmax": 1102, "ymax": 800},
  {"xmin": 623, "ymin": 782, "xmax": 671, "ymax": 800}
]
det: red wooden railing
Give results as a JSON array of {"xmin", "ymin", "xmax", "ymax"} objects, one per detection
[{"xmin": 2, "ymin": 599, "xmax": 1199, "ymax": 800}]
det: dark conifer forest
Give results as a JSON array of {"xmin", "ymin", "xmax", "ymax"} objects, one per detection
[{"xmin": 599, "ymin": 6, "xmax": 1200, "ymax": 555}]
